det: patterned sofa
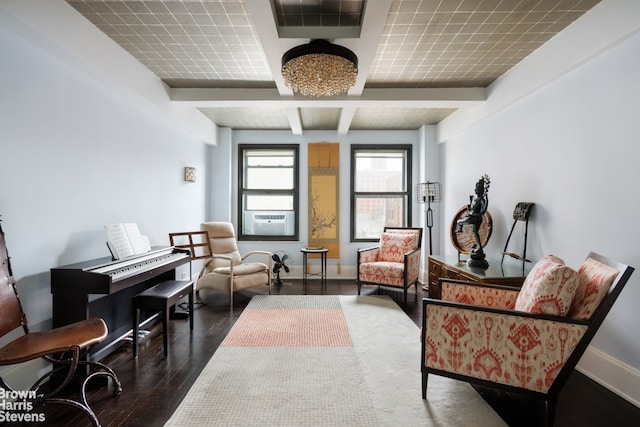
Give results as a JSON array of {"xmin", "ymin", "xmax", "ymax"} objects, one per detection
[{"xmin": 421, "ymin": 252, "xmax": 634, "ymax": 427}]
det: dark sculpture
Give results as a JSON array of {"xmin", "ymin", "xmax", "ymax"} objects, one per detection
[{"xmin": 456, "ymin": 174, "xmax": 491, "ymax": 269}]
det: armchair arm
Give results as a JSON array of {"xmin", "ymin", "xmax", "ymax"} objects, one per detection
[
  {"xmin": 357, "ymin": 246, "xmax": 380, "ymax": 264},
  {"xmin": 241, "ymin": 250, "xmax": 273, "ymax": 278},
  {"xmin": 198, "ymin": 254, "xmax": 234, "ymax": 280},
  {"xmin": 423, "ymin": 299, "xmax": 589, "ymax": 394},
  {"xmin": 404, "ymin": 248, "xmax": 421, "ymax": 284},
  {"xmin": 440, "ymin": 279, "xmax": 520, "ymax": 309}
]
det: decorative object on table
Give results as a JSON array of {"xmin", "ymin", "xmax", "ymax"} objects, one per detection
[
  {"xmin": 281, "ymin": 39, "xmax": 358, "ymax": 97},
  {"xmin": 272, "ymin": 251, "xmax": 292, "ymax": 287},
  {"xmin": 308, "ymin": 143, "xmax": 340, "ymax": 258},
  {"xmin": 450, "ymin": 206, "xmax": 492, "ymax": 264},
  {"xmin": 416, "ymin": 181, "xmax": 442, "ymax": 256},
  {"xmin": 502, "ymin": 202, "xmax": 534, "ymax": 271},
  {"xmin": 455, "ymin": 174, "xmax": 491, "ymax": 269}
]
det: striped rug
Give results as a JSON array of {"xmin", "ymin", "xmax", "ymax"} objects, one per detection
[{"xmin": 165, "ymin": 295, "xmax": 506, "ymax": 426}]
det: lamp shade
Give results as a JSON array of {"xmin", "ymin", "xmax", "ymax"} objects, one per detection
[
  {"xmin": 416, "ymin": 182, "xmax": 442, "ymax": 203},
  {"xmin": 281, "ymin": 39, "xmax": 358, "ymax": 97}
]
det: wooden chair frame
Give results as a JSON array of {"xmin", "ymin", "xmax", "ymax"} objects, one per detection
[{"xmin": 0, "ymin": 219, "xmax": 122, "ymax": 427}]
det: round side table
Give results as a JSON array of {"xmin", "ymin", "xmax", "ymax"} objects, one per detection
[{"xmin": 300, "ymin": 247, "xmax": 328, "ymax": 294}]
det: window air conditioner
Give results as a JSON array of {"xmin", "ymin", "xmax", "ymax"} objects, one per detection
[{"xmin": 244, "ymin": 211, "xmax": 294, "ymax": 236}]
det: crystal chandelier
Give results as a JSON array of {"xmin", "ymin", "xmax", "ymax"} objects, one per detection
[{"xmin": 281, "ymin": 40, "xmax": 358, "ymax": 97}]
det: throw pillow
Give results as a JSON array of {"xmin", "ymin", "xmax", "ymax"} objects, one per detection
[
  {"xmin": 378, "ymin": 232, "xmax": 419, "ymax": 263},
  {"xmin": 569, "ymin": 257, "xmax": 619, "ymax": 320},
  {"xmin": 515, "ymin": 255, "xmax": 579, "ymax": 316}
]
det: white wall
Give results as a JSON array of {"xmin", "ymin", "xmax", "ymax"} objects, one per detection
[
  {"xmin": 208, "ymin": 129, "xmax": 430, "ymax": 278},
  {"xmin": 0, "ymin": 6, "xmax": 208, "ymax": 387},
  {"xmin": 438, "ymin": 2, "xmax": 640, "ymax": 405}
]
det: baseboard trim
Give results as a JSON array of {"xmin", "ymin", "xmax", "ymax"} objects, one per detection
[{"xmin": 577, "ymin": 346, "xmax": 640, "ymax": 408}]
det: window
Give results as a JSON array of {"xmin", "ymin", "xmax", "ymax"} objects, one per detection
[
  {"xmin": 350, "ymin": 145, "xmax": 412, "ymax": 241},
  {"xmin": 238, "ymin": 145, "xmax": 299, "ymax": 240}
]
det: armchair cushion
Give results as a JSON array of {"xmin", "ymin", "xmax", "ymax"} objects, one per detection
[
  {"xmin": 441, "ymin": 281, "xmax": 519, "ymax": 310},
  {"xmin": 378, "ymin": 232, "xmax": 419, "ymax": 263},
  {"xmin": 569, "ymin": 257, "xmax": 619, "ymax": 320},
  {"xmin": 212, "ymin": 262, "xmax": 268, "ymax": 276},
  {"xmin": 515, "ymin": 255, "xmax": 579, "ymax": 316},
  {"xmin": 359, "ymin": 261, "xmax": 405, "ymax": 283}
]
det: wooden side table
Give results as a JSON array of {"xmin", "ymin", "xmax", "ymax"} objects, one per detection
[
  {"xmin": 428, "ymin": 255, "xmax": 529, "ymax": 299},
  {"xmin": 301, "ymin": 248, "xmax": 328, "ymax": 294}
]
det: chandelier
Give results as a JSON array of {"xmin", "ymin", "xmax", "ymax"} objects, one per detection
[{"xmin": 281, "ymin": 39, "xmax": 358, "ymax": 97}]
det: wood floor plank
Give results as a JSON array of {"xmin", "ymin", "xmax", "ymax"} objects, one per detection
[{"xmin": 11, "ymin": 281, "xmax": 640, "ymax": 426}]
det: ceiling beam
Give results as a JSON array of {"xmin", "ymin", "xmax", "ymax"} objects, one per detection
[
  {"xmin": 338, "ymin": 107, "xmax": 357, "ymax": 135},
  {"xmin": 245, "ymin": 0, "xmax": 394, "ymax": 133},
  {"xmin": 170, "ymin": 87, "xmax": 486, "ymax": 108},
  {"xmin": 285, "ymin": 107, "xmax": 302, "ymax": 135}
]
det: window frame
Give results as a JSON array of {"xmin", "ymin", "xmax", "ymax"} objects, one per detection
[
  {"xmin": 350, "ymin": 144, "xmax": 412, "ymax": 242},
  {"xmin": 237, "ymin": 144, "xmax": 299, "ymax": 241}
]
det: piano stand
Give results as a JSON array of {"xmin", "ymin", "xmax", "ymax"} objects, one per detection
[
  {"xmin": 51, "ymin": 246, "xmax": 192, "ymax": 363},
  {"xmin": 132, "ymin": 280, "xmax": 194, "ymax": 358}
]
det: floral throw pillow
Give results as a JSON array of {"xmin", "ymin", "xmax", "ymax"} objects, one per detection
[
  {"xmin": 515, "ymin": 255, "xmax": 579, "ymax": 316},
  {"xmin": 569, "ymin": 257, "xmax": 619, "ymax": 320},
  {"xmin": 378, "ymin": 232, "xmax": 419, "ymax": 263}
]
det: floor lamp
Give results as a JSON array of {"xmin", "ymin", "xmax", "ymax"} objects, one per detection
[{"xmin": 416, "ymin": 181, "xmax": 442, "ymax": 256}]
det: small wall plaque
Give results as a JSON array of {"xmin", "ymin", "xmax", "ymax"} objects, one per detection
[{"xmin": 184, "ymin": 167, "xmax": 196, "ymax": 182}]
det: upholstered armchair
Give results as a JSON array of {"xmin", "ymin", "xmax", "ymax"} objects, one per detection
[
  {"xmin": 196, "ymin": 222, "xmax": 272, "ymax": 306},
  {"xmin": 421, "ymin": 252, "xmax": 634, "ymax": 427},
  {"xmin": 357, "ymin": 227, "xmax": 423, "ymax": 306}
]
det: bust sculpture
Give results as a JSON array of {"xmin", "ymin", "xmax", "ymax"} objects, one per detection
[{"xmin": 456, "ymin": 174, "xmax": 491, "ymax": 269}]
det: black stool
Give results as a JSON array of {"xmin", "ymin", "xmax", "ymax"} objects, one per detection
[{"xmin": 132, "ymin": 280, "xmax": 193, "ymax": 358}]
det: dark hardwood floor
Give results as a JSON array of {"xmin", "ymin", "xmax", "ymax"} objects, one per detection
[{"xmin": 17, "ymin": 280, "xmax": 640, "ymax": 426}]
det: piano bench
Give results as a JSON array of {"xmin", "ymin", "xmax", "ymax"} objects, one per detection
[{"xmin": 132, "ymin": 280, "xmax": 194, "ymax": 358}]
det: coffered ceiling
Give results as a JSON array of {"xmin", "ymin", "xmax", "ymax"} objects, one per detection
[{"xmin": 66, "ymin": 0, "xmax": 600, "ymax": 134}]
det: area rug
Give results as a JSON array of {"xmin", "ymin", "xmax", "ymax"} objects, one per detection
[{"xmin": 165, "ymin": 295, "xmax": 506, "ymax": 426}]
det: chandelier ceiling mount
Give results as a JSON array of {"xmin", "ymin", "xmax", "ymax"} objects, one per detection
[{"xmin": 281, "ymin": 39, "xmax": 358, "ymax": 97}]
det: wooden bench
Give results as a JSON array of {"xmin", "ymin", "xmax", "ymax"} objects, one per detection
[{"xmin": 132, "ymin": 280, "xmax": 194, "ymax": 358}]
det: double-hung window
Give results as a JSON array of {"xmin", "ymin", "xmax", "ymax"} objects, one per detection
[
  {"xmin": 350, "ymin": 145, "xmax": 412, "ymax": 241},
  {"xmin": 238, "ymin": 145, "xmax": 299, "ymax": 241}
]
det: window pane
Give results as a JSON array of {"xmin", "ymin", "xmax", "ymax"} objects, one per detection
[
  {"xmin": 354, "ymin": 196, "xmax": 405, "ymax": 239},
  {"xmin": 246, "ymin": 168, "xmax": 293, "ymax": 189},
  {"xmin": 354, "ymin": 152, "xmax": 405, "ymax": 192},
  {"xmin": 246, "ymin": 195, "xmax": 294, "ymax": 210},
  {"xmin": 245, "ymin": 150, "xmax": 295, "ymax": 166},
  {"xmin": 239, "ymin": 144, "xmax": 299, "ymax": 240}
]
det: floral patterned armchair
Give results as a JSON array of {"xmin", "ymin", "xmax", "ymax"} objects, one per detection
[
  {"xmin": 357, "ymin": 227, "xmax": 423, "ymax": 306},
  {"xmin": 421, "ymin": 252, "xmax": 634, "ymax": 427}
]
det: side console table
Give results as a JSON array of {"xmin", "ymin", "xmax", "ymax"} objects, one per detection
[
  {"xmin": 301, "ymin": 247, "xmax": 328, "ymax": 294},
  {"xmin": 428, "ymin": 255, "xmax": 529, "ymax": 299}
]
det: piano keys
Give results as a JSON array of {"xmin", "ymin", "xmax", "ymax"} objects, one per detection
[{"xmin": 51, "ymin": 246, "xmax": 191, "ymax": 361}]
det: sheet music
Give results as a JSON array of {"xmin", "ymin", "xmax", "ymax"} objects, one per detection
[{"xmin": 104, "ymin": 223, "xmax": 151, "ymax": 260}]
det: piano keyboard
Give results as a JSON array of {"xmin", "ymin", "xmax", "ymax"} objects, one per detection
[{"xmin": 91, "ymin": 248, "xmax": 189, "ymax": 281}]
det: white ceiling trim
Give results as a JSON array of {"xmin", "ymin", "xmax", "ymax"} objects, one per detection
[{"xmin": 170, "ymin": 87, "xmax": 486, "ymax": 109}]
